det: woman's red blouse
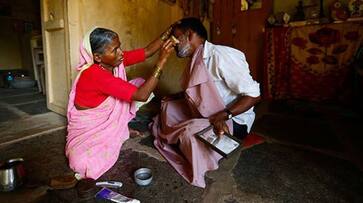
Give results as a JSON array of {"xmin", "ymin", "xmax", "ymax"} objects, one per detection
[{"xmin": 74, "ymin": 48, "xmax": 145, "ymax": 108}]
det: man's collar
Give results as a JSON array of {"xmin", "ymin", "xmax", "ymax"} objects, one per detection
[{"xmin": 202, "ymin": 40, "xmax": 213, "ymax": 59}]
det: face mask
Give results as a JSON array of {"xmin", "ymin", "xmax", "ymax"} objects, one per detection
[{"xmin": 176, "ymin": 33, "xmax": 192, "ymax": 58}]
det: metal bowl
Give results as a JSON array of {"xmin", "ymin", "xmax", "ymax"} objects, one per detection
[
  {"xmin": 0, "ymin": 158, "xmax": 25, "ymax": 192},
  {"xmin": 134, "ymin": 168, "xmax": 152, "ymax": 186}
]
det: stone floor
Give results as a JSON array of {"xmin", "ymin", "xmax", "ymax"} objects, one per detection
[
  {"xmin": 0, "ymin": 88, "xmax": 65, "ymax": 147},
  {"xmin": 0, "ymin": 88, "xmax": 363, "ymax": 203}
]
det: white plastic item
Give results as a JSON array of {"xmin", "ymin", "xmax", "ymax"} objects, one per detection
[
  {"xmin": 135, "ymin": 93, "xmax": 154, "ymax": 111},
  {"xmin": 96, "ymin": 181, "xmax": 123, "ymax": 188}
]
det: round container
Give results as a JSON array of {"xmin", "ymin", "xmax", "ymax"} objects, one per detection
[
  {"xmin": 0, "ymin": 158, "xmax": 25, "ymax": 192},
  {"xmin": 134, "ymin": 168, "xmax": 152, "ymax": 186}
]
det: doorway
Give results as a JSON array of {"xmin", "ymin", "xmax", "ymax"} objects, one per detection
[
  {"xmin": 0, "ymin": 0, "xmax": 45, "ymax": 92},
  {"xmin": 211, "ymin": 0, "xmax": 273, "ymax": 82},
  {"xmin": 0, "ymin": 0, "xmax": 66, "ymax": 146}
]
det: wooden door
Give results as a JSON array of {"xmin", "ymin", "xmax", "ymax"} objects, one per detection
[
  {"xmin": 41, "ymin": 0, "xmax": 70, "ymax": 115},
  {"xmin": 211, "ymin": 0, "xmax": 273, "ymax": 82}
]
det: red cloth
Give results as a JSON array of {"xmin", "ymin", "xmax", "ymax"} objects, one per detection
[
  {"xmin": 242, "ymin": 133, "xmax": 265, "ymax": 149},
  {"xmin": 75, "ymin": 49, "xmax": 145, "ymax": 107}
]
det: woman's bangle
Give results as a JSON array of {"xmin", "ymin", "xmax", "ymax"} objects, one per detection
[{"xmin": 152, "ymin": 65, "xmax": 163, "ymax": 79}]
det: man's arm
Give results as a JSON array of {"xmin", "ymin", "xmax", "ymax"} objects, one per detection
[
  {"xmin": 225, "ymin": 95, "xmax": 261, "ymax": 118},
  {"xmin": 209, "ymin": 95, "xmax": 260, "ymax": 136},
  {"xmin": 208, "ymin": 48, "xmax": 261, "ymax": 136}
]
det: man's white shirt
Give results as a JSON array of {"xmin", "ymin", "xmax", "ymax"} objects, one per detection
[{"xmin": 202, "ymin": 40, "xmax": 260, "ymax": 132}]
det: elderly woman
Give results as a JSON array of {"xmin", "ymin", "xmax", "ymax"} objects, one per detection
[{"xmin": 65, "ymin": 27, "xmax": 174, "ymax": 182}]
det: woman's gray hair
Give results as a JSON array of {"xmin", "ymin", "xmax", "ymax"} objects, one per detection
[{"xmin": 90, "ymin": 28, "xmax": 118, "ymax": 54}]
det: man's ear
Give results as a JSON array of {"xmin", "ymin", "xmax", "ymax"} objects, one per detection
[
  {"xmin": 93, "ymin": 53, "xmax": 102, "ymax": 63},
  {"xmin": 188, "ymin": 29, "xmax": 200, "ymax": 42},
  {"xmin": 187, "ymin": 29, "xmax": 193, "ymax": 41}
]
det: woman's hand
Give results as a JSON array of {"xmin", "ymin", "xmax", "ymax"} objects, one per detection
[
  {"xmin": 160, "ymin": 25, "xmax": 173, "ymax": 41},
  {"xmin": 157, "ymin": 39, "xmax": 174, "ymax": 66},
  {"xmin": 131, "ymin": 40, "xmax": 174, "ymax": 102},
  {"xmin": 209, "ymin": 111, "xmax": 230, "ymax": 137},
  {"xmin": 145, "ymin": 24, "xmax": 174, "ymax": 58}
]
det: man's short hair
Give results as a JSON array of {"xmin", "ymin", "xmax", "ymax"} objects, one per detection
[{"xmin": 173, "ymin": 17, "xmax": 208, "ymax": 40}]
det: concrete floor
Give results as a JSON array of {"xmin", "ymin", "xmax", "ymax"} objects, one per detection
[{"xmin": 0, "ymin": 88, "xmax": 362, "ymax": 203}]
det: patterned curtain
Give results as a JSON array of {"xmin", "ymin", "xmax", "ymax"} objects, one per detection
[{"xmin": 264, "ymin": 22, "xmax": 363, "ymax": 103}]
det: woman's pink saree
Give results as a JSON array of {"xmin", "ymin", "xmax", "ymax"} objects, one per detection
[{"xmin": 65, "ymin": 32, "xmax": 143, "ymax": 179}]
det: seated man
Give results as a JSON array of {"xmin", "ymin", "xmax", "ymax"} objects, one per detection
[{"xmin": 151, "ymin": 17, "xmax": 260, "ymax": 188}]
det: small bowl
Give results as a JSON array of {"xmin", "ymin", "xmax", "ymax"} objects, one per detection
[{"xmin": 134, "ymin": 168, "xmax": 152, "ymax": 186}]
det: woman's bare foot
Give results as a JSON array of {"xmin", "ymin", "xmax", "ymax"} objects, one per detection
[
  {"xmin": 77, "ymin": 178, "xmax": 96, "ymax": 200},
  {"xmin": 129, "ymin": 128, "xmax": 141, "ymax": 138},
  {"xmin": 49, "ymin": 174, "xmax": 78, "ymax": 189}
]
